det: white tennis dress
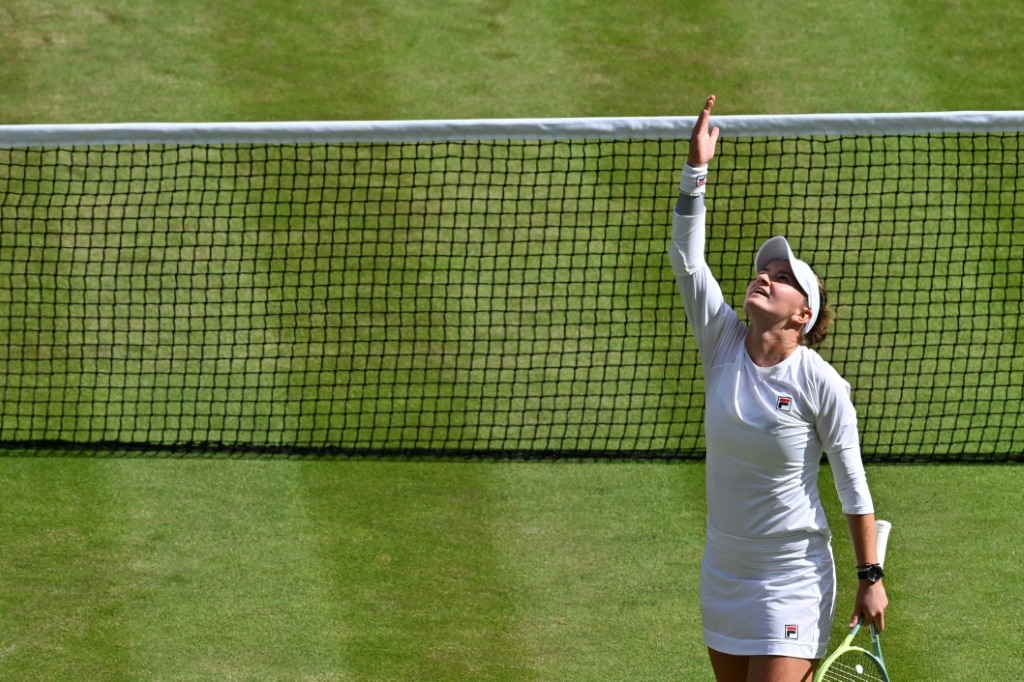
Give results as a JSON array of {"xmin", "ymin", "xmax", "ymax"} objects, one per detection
[{"xmin": 669, "ymin": 191, "xmax": 874, "ymax": 659}]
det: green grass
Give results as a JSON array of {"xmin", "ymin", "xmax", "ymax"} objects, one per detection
[
  {"xmin": 2, "ymin": 0, "xmax": 1024, "ymax": 122},
  {"xmin": 2, "ymin": 460, "xmax": 1023, "ymax": 679},
  {"xmin": 0, "ymin": 457, "xmax": 709, "ymax": 679},
  {"xmin": 2, "ymin": 1, "xmax": 1024, "ymax": 680}
]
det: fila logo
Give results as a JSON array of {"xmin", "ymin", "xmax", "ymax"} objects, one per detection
[
  {"xmin": 777, "ymin": 396, "xmax": 793, "ymax": 412},
  {"xmin": 785, "ymin": 625, "xmax": 799, "ymax": 640},
  {"xmin": 696, "ymin": 174, "xmax": 707, "ymax": 187}
]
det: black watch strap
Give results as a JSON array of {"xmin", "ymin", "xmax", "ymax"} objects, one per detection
[{"xmin": 856, "ymin": 563, "xmax": 884, "ymax": 583}]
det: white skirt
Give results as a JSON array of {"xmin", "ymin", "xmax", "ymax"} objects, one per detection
[{"xmin": 701, "ymin": 523, "xmax": 836, "ymax": 659}]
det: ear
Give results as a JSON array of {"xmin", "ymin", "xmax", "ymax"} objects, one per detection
[{"xmin": 793, "ymin": 304, "xmax": 813, "ymax": 328}]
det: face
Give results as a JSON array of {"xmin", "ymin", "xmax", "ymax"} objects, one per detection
[{"xmin": 743, "ymin": 259, "xmax": 812, "ymax": 329}]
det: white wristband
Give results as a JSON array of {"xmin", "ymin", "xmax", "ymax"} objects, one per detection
[{"xmin": 679, "ymin": 163, "xmax": 708, "ymax": 196}]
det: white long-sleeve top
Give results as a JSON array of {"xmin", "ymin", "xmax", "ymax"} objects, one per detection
[{"xmin": 669, "ymin": 198, "xmax": 873, "ymax": 540}]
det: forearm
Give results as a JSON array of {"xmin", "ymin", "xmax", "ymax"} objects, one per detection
[
  {"xmin": 845, "ymin": 512, "xmax": 879, "ymax": 566},
  {"xmin": 669, "ymin": 199, "xmax": 706, "ymax": 276},
  {"xmin": 675, "ymin": 192, "xmax": 703, "ymax": 217},
  {"xmin": 669, "ymin": 163, "xmax": 709, "ymax": 276},
  {"xmin": 846, "ymin": 512, "xmax": 889, "ymax": 630}
]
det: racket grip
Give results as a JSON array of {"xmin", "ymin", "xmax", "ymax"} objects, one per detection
[{"xmin": 875, "ymin": 519, "xmax": 892, "ymax": 568}]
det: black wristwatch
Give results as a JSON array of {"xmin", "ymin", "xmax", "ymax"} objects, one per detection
[{"xmin": 856, "ymin": 563, "xmax": 884, "ymax": 583}]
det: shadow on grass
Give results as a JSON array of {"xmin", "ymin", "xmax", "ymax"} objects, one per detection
[{"xmin": 1, "ymin": 440, "xmax": 1019, "ymax": 463}]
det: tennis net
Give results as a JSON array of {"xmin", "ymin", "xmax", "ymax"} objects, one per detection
[{"xmin": 0, "ymin": 113, "xmax": 1021, "ymax": 461}]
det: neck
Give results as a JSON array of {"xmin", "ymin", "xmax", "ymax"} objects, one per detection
[{"xmin": 745, "ymin": 326, "xmax": 801, "ymax": 367}]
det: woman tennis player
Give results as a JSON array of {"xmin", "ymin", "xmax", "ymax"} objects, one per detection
[{"xmin": 669, "ymin": 95, "xmax": 888, "ymax": 682}]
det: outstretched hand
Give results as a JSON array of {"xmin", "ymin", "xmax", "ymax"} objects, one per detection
[{"xmin": 687, "ymin": 95, "xmax": 720, "ymax": 167}]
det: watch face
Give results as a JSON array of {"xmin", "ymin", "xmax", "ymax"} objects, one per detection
[{"xmin": 859, "ymin": 565, "xmax": 884, "ymax": 582}]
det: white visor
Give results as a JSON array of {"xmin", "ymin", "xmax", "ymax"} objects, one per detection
[{"xmin": 754, "ymin": 236, "xmax": 820, "ymax": 334}]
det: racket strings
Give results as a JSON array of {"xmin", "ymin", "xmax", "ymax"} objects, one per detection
[{"xmin": 819, "ymin": 650, "xmax": 886, "ymax": 681}]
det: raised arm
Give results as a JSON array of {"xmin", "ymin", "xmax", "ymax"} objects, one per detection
[{"xmin": 671, "ymin": 95, "xmax": 742, "ymax": 362}]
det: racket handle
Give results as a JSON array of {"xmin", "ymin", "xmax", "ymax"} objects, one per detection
[{"xmin": 875, "ymin": 519, "xmax": 892, "ymax": 568}]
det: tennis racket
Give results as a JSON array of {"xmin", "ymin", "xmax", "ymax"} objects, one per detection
[{"xmin": 814, "ymin": 519, "xmax": 892, "ymax": 682}]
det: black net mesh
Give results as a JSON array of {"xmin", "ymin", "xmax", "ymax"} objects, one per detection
[{"xmin": 0, "ymin": 131, "xmax": 1020, "ymax": 460}]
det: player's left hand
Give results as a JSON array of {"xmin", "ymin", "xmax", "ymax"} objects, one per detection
[
  {"xmin": 852, "ymin": 581, "xmax": 888, "ymax": 632},
  {"xmin": 687, "ymin": 95, "xmax": 720, "ymax": 167}
]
